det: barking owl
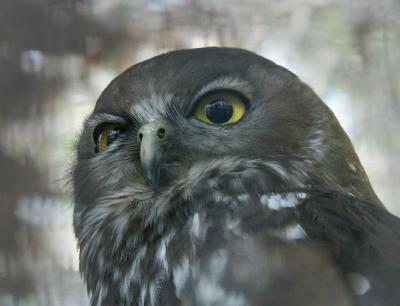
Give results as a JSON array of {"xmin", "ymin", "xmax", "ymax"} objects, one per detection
[{"xmin": 73, "ymin": 48, "xmax": 400, "ymax": 306}]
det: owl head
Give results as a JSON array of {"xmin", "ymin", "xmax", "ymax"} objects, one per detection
[
  {"xmin": 74, "ymin": 47, "xmax": 377, "ymax": 209},
  {"xmin": 73, "ymin": 48, "xmax": 379, "ymax": 304}
]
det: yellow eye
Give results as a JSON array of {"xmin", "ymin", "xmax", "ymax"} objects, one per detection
[
  {"xmin": 94, "ymin": 124, "xmax": 127, "ymax": 152},
  {"xmin": 193, "ymin": 92, "xmax": 247, "ymax": 125}
]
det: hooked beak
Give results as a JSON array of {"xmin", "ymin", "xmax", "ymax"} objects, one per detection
[{"xmin": 138, "ymin": 119, "xmax": 171, "ymax": 191}]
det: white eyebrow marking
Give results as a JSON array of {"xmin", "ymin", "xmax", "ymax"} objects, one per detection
[
  {"xmin": 130, "ymin": 92, "xmax": 173, "ymax": 123},
  {"xmin": 86, "ymin": 113, "xmax": 126, "ymax": 128},
  {"xmin": 193, "ymin": 76, "xmax": 252, "ymax": 103}
]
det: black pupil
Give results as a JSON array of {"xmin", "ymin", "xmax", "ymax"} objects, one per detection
[
  {"xmin": 107, "ymin": 127, "xmax": 125, "ymax": 145},
  {"xmin": 205, "ymin": 99, "xmax": 233, "ymax": 124}
]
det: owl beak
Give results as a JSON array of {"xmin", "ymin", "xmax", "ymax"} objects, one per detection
[
  {"xmin": 138, "ymin": 119, "xmax": 171, "ymax": 191},
  {"xmin": 140, "ymin": 142, "xmax": 161, "ymax": 191}
]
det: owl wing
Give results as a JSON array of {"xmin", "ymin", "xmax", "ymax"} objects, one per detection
[
  {"xmin": 299, "ymin": 192, "xmax": 400, "ymax": 306},
  {"xmin": 176, "ymin": 191, "xmax": 400, "ymax": 306}
]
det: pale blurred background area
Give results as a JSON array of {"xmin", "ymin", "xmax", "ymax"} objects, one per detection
[{"xmin": 0, "ymin": 0, "xmax": 399, "ymax": 305}]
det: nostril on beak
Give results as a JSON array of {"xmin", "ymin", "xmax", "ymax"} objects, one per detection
[
  {"xmin": 157, "ymin": 128, "xmax": 165, "ymax": 139},
  {"xmin": 138, "ymin": 132, "xmax": 143, "ymax": 142}
]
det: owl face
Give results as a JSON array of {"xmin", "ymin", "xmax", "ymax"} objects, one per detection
[
  {"xmin": 75, "ymin": 48, "xmax": 375, "ymax": 216},
  {"xmin": 75, "ymin": 48, "xmax": 332, "ymax": 210}
]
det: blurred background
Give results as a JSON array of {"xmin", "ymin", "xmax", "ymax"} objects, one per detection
[{"xmin": 0, "ymin": 0, "xmax": 399, "ymax": 305}]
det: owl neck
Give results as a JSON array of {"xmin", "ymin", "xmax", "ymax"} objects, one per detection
[
  {"xmin": 77, "ymin": 155, "xmax": 379, "ymax": 305},
  {"xmin": 80, "ymin": 190, "xmax": 306, "ymax": 306}
]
